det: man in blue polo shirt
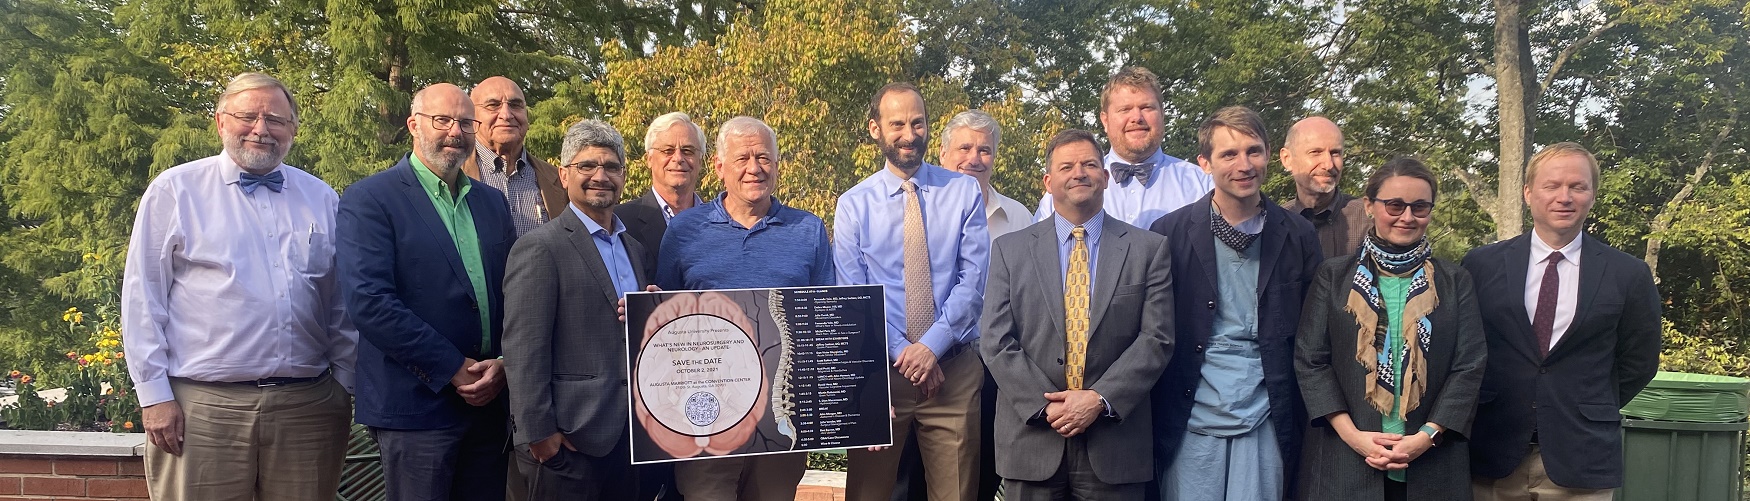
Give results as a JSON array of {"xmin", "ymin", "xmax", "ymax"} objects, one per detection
[{"xmin": 655, "ymin": 116, "xmax": 833, "ymax": 501}]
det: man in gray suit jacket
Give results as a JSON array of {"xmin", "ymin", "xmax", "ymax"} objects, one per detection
[
  {"xmin": 502, "ymin": 120, "xmax": 651, "ymax": 500},
  {"xmin": 981, "ymin": 129, "xmax": 1175, "ymax": 500}
]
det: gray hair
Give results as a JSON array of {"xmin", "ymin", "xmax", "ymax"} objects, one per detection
[
  {"xmin": 715, "ymin": 116, "xmax": 779, "ymax": 160},
  {"xmin": 217, "ymin": 72, "xmax": 300, "ymax": 122},
  {"xmin": 561, "ymin": 119, "xmax": 627, "ymax": 165},
  {"xmin": 941, "ymin": 110, "xmax": 1001, "ymax": 150},
  {"xmin": 644, "ymin": 112, "xmax": 706, "ymax": 154}
]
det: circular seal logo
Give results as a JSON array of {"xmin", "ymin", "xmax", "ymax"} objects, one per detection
[{"xmin": 685, "ymin": 391, "xmax": 721, "ymax": 426}]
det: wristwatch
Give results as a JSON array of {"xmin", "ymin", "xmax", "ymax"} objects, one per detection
[{"xmin": 1419, "ymin": 423, "xmax": 1443, "ymax": 445}]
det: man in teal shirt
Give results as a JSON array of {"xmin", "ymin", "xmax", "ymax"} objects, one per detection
[{"xmin": 337, "ymin": 82, "xmax": 518, "ymax": 501}]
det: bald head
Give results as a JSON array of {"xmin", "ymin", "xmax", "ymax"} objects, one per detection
[
  {"xmin": 471, "ymin": 76, "xmax": 529, "ymax": 154},
  {"xmin": 408, "ymin": 83, "xmax": 476, "ymax": 180},
  {"xmin": 1280, "ymin": 116, "xmax": 1346, "ymax": 204}
]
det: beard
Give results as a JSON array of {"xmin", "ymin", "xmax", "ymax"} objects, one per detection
[
  {"xmin": 420, "ymin": 135, "xmax": 472, "ymax": 177},
  {"xmin": 223, "ymin": 133, "xmax": 289, "ymax": 172},
  {"xmin": 878, "ymin": 136, "xmax": 926, "ymax": 171}
]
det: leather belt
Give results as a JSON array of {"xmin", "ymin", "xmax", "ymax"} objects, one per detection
[
  {"xmin": 225, "ymin": 369, "xmax": 328, "ymax": 388},
  {"xmin": 939, "ymin": 342, "xmax": 969, "ymax": 363}
]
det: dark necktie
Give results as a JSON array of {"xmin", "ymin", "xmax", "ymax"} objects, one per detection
[
  {"xmin": 1531, "ymin": 252, "xmax": 1564, "ymax": 357},
  {"xmin": 1111, "ymin": 162, "xmax": 1153, "ymax": 186},
  {"xmin": 239, "ymin": 171, "xmax": 285, "ymax": 194}
]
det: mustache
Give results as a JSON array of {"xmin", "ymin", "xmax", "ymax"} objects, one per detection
[{"xmin": 438, "ymin": 137, "xmax": 469, "ymax": 148}]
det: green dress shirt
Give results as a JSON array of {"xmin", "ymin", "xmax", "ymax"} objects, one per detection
[{"xmin": 410, "ymin": 154, "xmax": 493, "ymax": 349}]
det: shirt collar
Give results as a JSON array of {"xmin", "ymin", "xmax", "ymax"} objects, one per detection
[
  {"xmin": 654, "ymin": 188, "xmax": 705, "ymax": 218},
  {"xmin": 707, "ymin": 193, "xmax": 789, "ymax": 227},
  {"xmin": 877, "ymin": 162, "xmax": 944, "ymax": 197},
  {"xmin": 409, "ymin": 153, "xmax": 471, "ymax": 201},
  {"xmin": 1104, "ymin": 150, "xmax": 1168, "ymax": 170},
  {"xmin": 984, "ymin": 187, "xmax": 1011, "ymax": 220},
  {"xmin": 1530, "ymin": 231, "xmax": 1584, "ymax": 265},
  {"xmin": 571, "ymin": 203, "xmax": 627, "ymax": 238},
  {"xmin": 1054, "ymin": 211, "xmax": 1106, "ymax": 246},
  {"xmin": 475, "ymin": 144, "xmax": 529, "ymax": 175},
  {"xmin": 219, "ymin": 151, "xmax": 286, "ymax": 188}
]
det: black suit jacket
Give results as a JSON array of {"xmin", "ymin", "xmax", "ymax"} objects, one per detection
[
  {"xmin": 615, "ymin": 191, "xmax": 669, "ymax": 269},
  {"xmin": 1147, "ymin": 193, "xmax": 1321, "ymax": 492},
  {"xmin": 1462, "ymin": 233, "xmax": 1662, "ymax": 489}
]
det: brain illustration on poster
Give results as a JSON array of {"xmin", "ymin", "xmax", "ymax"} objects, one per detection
[{"xmin": 626, "ymin": 286, "xmax": 892, "ymax": 464}]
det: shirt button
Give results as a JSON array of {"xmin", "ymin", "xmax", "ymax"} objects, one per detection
[
  {"xmin": 1206, "ymin": 301, "xmax": 1216, "ymax": 310},
  {"xmin": 1195, "ymin": 344, "xmax": 1205, "ymax": 353},
  {"xmin": 1184, "ymin": 389, "xmax": 1193, "ymax": 398}
]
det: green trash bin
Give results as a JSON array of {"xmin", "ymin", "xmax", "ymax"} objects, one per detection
[{"xmin": 1616, "ymin": 371, "xmax": 1750, "ymax": 501}]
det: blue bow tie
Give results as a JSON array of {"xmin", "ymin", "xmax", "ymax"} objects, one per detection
[
  {"xmin": 239, "ymin": 171, "xmax": 285, "ymax": 194},
  {"xmin": 1111, "ymin": 162, "xmax": 1153, "ymax": 186}
]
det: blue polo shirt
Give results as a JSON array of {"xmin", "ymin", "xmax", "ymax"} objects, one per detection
[{"xmin": 656, "ymin": 195, "xmax": 834, "ymax": 290}]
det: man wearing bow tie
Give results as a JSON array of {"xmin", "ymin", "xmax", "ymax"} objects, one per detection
[
  {"xmin": 1035, "ymin": 67, "xmax": 1212, "ymax": 229},
  {"xmin": 122, "ymin": 72, "xmax": 357, "ymax": 500}
]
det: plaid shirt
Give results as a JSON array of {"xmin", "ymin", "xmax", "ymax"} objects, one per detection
[{"xmin": 475, "ymin": 145, "xmax": 548, "ymax": 237}]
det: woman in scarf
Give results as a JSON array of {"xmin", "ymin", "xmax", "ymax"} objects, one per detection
[{"xmin": 1294, "ymin": 157, "xmax": 1486, "ymax": 501}]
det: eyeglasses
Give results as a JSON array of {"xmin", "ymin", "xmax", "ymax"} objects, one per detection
[
  {"xmin": 475, "ymin": 99, "xmax": 527, "ymax": 112},
  {"xmin": 1372, "ymin": 198, "xmax": 1435, "ymax": 218},
  {"xmin": 563, "ymin": 160, "xmax": 626, "ymax": 175},
  {"xmin": 414, "ymin": 113, "xmax": 481, "ymax": 134},
  {"xmin": 651, "ymin": 145, "xmax": 700, "ymax": 158},
  {"xmin": 221, "ymin": 112, "xmax": 297, "ymax": 130}
]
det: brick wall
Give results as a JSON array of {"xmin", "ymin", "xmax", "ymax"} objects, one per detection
[{"xmin": 0, "ymin": 456, "xmax": 147, "ymax": 500}]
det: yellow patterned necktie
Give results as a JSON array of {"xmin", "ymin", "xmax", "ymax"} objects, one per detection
[
  {"xmin": 1064, "ymin": 225, "xmax": 1090, "ymax": 390},
  {"xmin": 901, "ymin": 180, "xmax": 935, "ymax": 343}
]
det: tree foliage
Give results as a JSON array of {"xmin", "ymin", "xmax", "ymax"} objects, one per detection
[{"xmin": 1, "ymin": 0, "xmax": 1748, "ymax": 382}]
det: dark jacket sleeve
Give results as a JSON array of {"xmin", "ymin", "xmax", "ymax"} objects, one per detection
[
  {"xmin": 1614, "ymin": 258, "xmax": 1664, "ymax": 406},
  {"xmin": 336, "ymin": 182, "xmax": 465, "ymax": 395},
  {"xmin": 502, "ymin": 234, "xmax": 560, "ymax": 446},
  {"xmin": 1425, "ymin": 261, "xmax": 1487, "ymax": 440},
  {"xmin": 1296, "ymin": 258, "xmax": 1348, "ymax": 426}
]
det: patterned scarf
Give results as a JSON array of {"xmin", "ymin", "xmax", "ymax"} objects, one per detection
[
  {"xmin": 1345, "ymin": 231, "xmax": 1438, "ymax": 417},
  {"xmin": 1211, "ymin": 203, "xmax": 1264, "ymax": 252}
]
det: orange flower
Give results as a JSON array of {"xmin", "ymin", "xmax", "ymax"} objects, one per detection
[
  {"xmin": 113, "ymin": 352, "xmax": 124, "ymax": 359},
  {"xmin": 7, "ymin": 370, "xmax": 18, "ymax": 379},
  {"xmin": 65, "ymin": 351, "xmax": 77, "ymax": 360},
  {"xmin": 19, "ymin": 375, "xmax": 32, "ymax": 384},
  {"xmin": 123, "ymin": 421, "xmax": 134, "ymax": 430}
]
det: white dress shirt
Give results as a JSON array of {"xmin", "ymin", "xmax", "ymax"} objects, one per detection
[
  {"xmin": 121, "ymin": 154, "xmax": 357, "ymax": 407},
  {"xmin": 1035, "ymin": 149, "xmax": 1212, "ymax": 229},
  {"xmin": 985, "ymin": 188, "xmax": 1034, "ymax": 240},
  {"xmin": 1525, "ymin": 232, "xmax": 1583, "ymax": 348}
]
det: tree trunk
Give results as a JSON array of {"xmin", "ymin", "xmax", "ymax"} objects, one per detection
[{"xmin": 1492, "ymin": 0, "xmax": 1535, "ymax": 240}]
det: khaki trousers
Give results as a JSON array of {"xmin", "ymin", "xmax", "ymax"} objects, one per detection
[
  {"xmin": 675, "ymin": 452, "xmax": 808, "ymax": 501},
  {"xmin": 145, "ymin": 374, "xmax": 352, "ymax": 501},
  {"xmin": 847, "ymin": 351, "xmax": 982, "ymax": 501},
  {"xmin": 1472, "ymin": 444, "xmax": 1614, "ymax": 501}
]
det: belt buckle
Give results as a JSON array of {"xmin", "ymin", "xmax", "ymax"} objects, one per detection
[{"xmin": 255, "ymin": 379, "xmax": 284, "ymax": 388}]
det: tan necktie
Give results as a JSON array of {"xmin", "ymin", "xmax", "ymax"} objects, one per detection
[
  {"xmin": 901, "ymin": 180, "xmax": 935, "ymax": 343},
  {"xmin": 1064, "ymin": 225, "xmax": 1090, "ymax": 390}
]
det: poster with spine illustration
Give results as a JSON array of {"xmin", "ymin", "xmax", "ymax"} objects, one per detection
[{"xmin": 625, "ymin": 285, "xmax": 892, "ymax": 464}]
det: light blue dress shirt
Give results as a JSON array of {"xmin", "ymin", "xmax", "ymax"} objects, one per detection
[
  {"xmin": 570, "ymin": 204, "xmax": 640, "ymax": 298},
  {"xmin": 833, "ymin": 163, "xmax": 990, "ymax": 360},
  {"xmin": 1054, "ymin": 212, "xmax": 1105, "ymax": 284},
  {"xmin": 1036, "ymin": 150, "xmax": 1213, "ymax": 229}
]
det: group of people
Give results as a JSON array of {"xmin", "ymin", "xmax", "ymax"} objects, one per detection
[{"xmin": 118, "ymin": 66, "xmax": 1661, "ymax": 501}]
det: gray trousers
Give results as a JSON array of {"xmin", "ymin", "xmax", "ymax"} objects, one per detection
[
  {"xmin": 1001, "ymin": 436, "xmax": 1144, "ymax": 501},
  {"xmin": 512, "ymin": 437, "xmax": 636, "ymax": 501}
]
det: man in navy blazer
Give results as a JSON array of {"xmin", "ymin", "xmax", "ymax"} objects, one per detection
[
  {"xmin": 337, "ymin": 83, "xmax": 517, "ymax": 501},
  {"xmin": 1149, "ymin": 106, "xmax": 1321, "ymax": 500},
  {"xmin": 1465, "ymin": 143, "xmax": 1661, "ymax": 500}
]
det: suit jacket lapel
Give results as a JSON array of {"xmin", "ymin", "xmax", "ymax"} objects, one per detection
[
  {"xmin": 1499, "ymin": 234, "xmax": 1541, "ymax": 361},
  {"xmin": 1550, "ymin": 235, "xmax": 1609, "ymax": 358},
  {"xmin": 560, "ymin": 209, "xmax": 622, "ymax": 306},
  {"xmin": 1187, "ymin": 197, "xmax": 1221, "ymax": 301},
  {"xmin": 1088, "ymin": 216, "xmax": 1128, "ymax": 334},
  {"xmin": 1030, "ymin": 224, "xmax": 1066, "ymax": 336},
  {"xmin": 398, "ymin": 162, "xmax": 473, "ymax": 298},
  {"xmin": 1255, "ymin": 203, "xmax": 1288, "ymax": 294}
]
